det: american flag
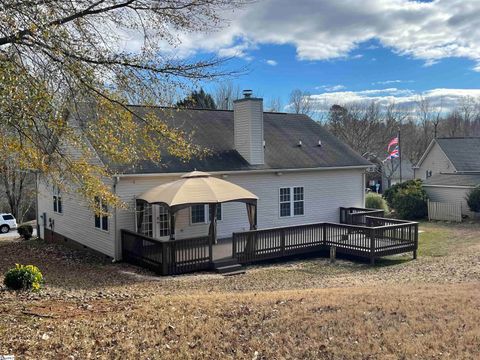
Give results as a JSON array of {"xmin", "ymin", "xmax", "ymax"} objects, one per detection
[{"xmin": 387, "ymin": 137, "xmax": 399, "ymax": 151}]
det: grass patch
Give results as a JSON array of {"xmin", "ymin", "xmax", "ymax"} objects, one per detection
[{"xmin": 417, "ymin": 221, "xmax": 480, "ymax": 257}]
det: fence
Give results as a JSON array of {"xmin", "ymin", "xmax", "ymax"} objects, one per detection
[{"xmin": 427, "ymin": 200, "xmax": 462, "ymax": 222}]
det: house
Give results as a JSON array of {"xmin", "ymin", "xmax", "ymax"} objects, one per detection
[
  {"xmin": 37, "ymin": 92, "xmax": 372, "ymax": 261},
  {"xmin": 414, "ymin": 137, "xmax": 480, "ymax": 217},
  {"xmin": 414, "ymin": 137, "xmax": 480, "ymax": 180}
]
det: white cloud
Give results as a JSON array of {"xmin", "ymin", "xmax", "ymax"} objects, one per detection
[
  {"xmin": 308, "ymin": 88, "xmax": 480, "ymax": 113},
  {"xmin": 153, "ymin": 0, "xmax": 480, "ymax": 70},
  {"xmin": 372, "ymin": 80, "xmax": 414, "ymax": 85},
  {"xmin": 317, "ymin": 84, "xmax": 346, "ymax": 92},
  {"xmin": 266, "ymin": 59, "xmax": 278, "ymax": 66},
  {"xmin": 351, "ymin": 54, "xmax": 364, "ymax": 59}
]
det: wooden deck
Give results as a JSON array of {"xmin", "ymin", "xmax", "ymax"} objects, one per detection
[{"xmin": 121, "ymin": 208, "xmax": 418, "ymax": 275}]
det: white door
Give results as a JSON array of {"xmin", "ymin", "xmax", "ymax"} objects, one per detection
[{"xmin": 153, "ymin": 205, "xmax": 170, "ymax": 240}]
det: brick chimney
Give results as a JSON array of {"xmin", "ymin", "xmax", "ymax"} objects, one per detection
[{"xmin": 233, "ymin": 90, "xmax": 264, "ymax": 165}]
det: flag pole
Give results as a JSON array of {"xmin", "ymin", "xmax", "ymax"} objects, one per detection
[{"xmin": 398, "ymin": 128, "xmax": 402, "ymax": 183}]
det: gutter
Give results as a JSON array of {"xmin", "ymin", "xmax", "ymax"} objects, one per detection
[
  {"xmin": 113, "ymin": 165, "xmax": 372, "ymax": 179},
  {"xmin": 422, "ymin": 184, "xmax": 475, "ymax": 189}
]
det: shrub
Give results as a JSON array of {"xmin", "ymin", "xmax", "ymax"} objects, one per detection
[
  {"xmin": 466, "ymin": 186, "xmax": 480, "ymax": 212},
  {"xmin": 3, "ymin": 264, "xmax": 43, "ymax": 291},
  {"xmin": 383, "ymin": 179, "xmax": 428, "ymax": 220},
  {"xmin": 17, "ymin": 224, "xmax": 34, "ymax": 240},
  {"xmin": 365, "ymin": 193, "xmax": 388, "ymax": 212}
]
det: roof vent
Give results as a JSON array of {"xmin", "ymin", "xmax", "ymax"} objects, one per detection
[
  {"xmin": 298, "ymin": 140, "xmax": 303, "ymax": 147},
  {"xmin": 318, "ymin": 140, "xmax": 322, "ymax": 147},
  {"xmin": 243, "ymin": 89, "xmax": 253, "ymax": 98}
]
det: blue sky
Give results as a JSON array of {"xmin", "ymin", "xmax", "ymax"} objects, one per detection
[
  {"xmin": 202, "ymin": 38, "xmax": 480, "ymax": 107},
  {"xmin": 120, "ymin": 0, "xmax": 480, "ymax": 112}
]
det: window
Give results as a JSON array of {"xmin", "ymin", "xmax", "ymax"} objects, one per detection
[
  {"xmin": 2, "ymin": 215, "xmax": 14, "ymax": 221},
  {"xmin": 279, "ymin": 187, "xmax": 304, "ymax": 217},
  {"xmin": 190, "ymin": 204, "xmax": 222, "ymax": 224},
  {"xmin": 279, "ymin": 188, "xmax": 291, "ymax": 217},
  {"xmin": 158, "ymin": 205, "xmax": 170, "ymax": 237},
  {"xmin": 141, "ymin": 203, "xmax": 153, "ymax": 237},
  {"xmin": 94, "ymin": 197, "xmax": 108, "ymax": 231},
  {"xmin": 293, "ymin": 187, "xmax": 304, "ymax": 216},
  {"xmin": 191, "ymin": 204, "xmax": 206, "ymax": 224},
  {"xmin": 53, "ymin": 186, "xmax": 62, "ymax": 214}
]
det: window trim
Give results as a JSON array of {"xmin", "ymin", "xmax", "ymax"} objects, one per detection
[
  {"xmin": 279, "ymin": 186, "xmax": 305, "ymax": 218},
  {"xmin": 94, "ymin": 197, "xmax": 109, "ymax": 232}
]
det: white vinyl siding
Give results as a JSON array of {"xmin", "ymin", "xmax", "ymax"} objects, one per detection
[
  {"xmin": 37, "ymin": 179, "xmax": 115, "ymax": 257},
  {"xmin": 416, "ymin": 142, "xmax": 456, "ymax": 180}
]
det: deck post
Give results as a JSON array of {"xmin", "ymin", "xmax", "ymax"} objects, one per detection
[
  {"xmin": 330, "ymin": 246, "xmax": 336, "ymax": 264},
  {"xmin": 413, "ymin": 223, "xmax": 419, "ymax": 260},
  {"xmin": 161, "ymin": 241, "xmax": 168, "ymax": 275},
  {"xmin": 281, "ymin": 229, "xmax": 286, "ymax": 256},
  {"xmin": 369, "ymin": 228, "xmax": 376, "ymax": 266},
  {"xmin": 322, "ymin": 224, "xmax": 327, "ymax": 246}
]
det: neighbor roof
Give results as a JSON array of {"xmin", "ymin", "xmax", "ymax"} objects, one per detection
[
  {"xmin": 423, "ymin": 173, "xmax": 480, "ymax": 187},
  {"xmin": 87, "ymin": 106, "xmax": 371, "ymax": 174},
  {"xmin": 435, "ymin": 137, "xmax": 480, "ymax": 172}
]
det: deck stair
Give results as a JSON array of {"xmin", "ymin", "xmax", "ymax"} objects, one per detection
[{"xmin": 213, "ymin": 258, "xmax": 245, "ymax": 276}]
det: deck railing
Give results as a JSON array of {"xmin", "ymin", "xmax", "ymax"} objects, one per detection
[
  {"xmin": 122, "ymin": 211, "xmax": 418, "ymax": 274},
  {"xmin": 340, "ymin": 207, "xmax": 385, "ymax": 225},
  {"xmin": 121, "ymin": 229, "xmax": 211, "ymax": 275},
  {"xmin": 233, "ymin": 217, "xmax": 417, "ymax": 265}
]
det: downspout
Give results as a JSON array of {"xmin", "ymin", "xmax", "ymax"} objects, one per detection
[
  {"xmin": 113, "ymin": 176, "xmax": 119, "ymax": 262},
  {"xmin": 35, "ymin": 171, "xmax": 40, "ymax": 238}
]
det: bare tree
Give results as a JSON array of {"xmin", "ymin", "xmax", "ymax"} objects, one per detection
[
  {"xmin": 266, "ymin": 97, "xmax": 283, "ymax": 112},
  {"xmin": 213, "ymin": 81, "xmax": 242, "ymax": 110},
  {"xmin": 289, "ymin": 89, "xmax": 313, "ymax": 116},
  {"xmin": 0, "ymin": 0, "xmax": 247, "ymax": 211}
]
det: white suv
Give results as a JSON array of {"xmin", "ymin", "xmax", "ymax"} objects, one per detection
[{"xmin": 0, "ymin": 213, "xmax": 17, "ymax": 234}]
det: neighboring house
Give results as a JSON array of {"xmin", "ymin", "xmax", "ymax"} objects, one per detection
[
  {"xmin": 414, "ymin": 137, "xmax": 480, "ymax": 217},
  {"xmin": 414, "ymin": 137, "xmax": 480, "ymax": 180},
  {"xmin": 37, "ymin": 94, "xmax": 371, "ymax": 260}
]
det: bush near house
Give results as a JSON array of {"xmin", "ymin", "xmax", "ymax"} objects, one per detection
[
  {"xmin": 383, "ymin": 179, "xmax": 428, "ymax": 220},
  {"xmin": 3, "ymin": 264, "xmax": 43, "ymax": 291},
  {"xmin": 466, "ymin": 186, "xmax": 480, "ymax": 213},
  {"xmin": 365, "ymin": 193, "xmax": 388, "ymax": 212},
  {"xmin": 17, "ymin": 224, "xmax": 34, "ymax": 240}
]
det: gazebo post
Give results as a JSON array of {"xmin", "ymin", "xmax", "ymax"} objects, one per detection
[
  {"xmin": 208, "ymin": 204, "xmax": 218, "ymax": 263},
  {"xmin": 169, "ymin": 209, "xmax": 176, "ymax": 240}
]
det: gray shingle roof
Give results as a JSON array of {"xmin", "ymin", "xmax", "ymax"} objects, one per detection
[
  {"xmin": 436, "ymin": 137, "xmax": 480, "ymax": 172},
  {"xmin": 423, "ymin": 173, "xmax": 480, "ymax": 187},
  {"xmin": 94, "ymin": 106, "xmax": 371, "ymax": 174}
]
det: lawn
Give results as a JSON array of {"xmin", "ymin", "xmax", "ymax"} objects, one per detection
[{"xmin": 0, "ymin": 221, "xmax": 479, "ymax": 359}]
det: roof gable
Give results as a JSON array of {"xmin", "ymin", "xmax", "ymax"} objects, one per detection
[{"xmin": 436, "ymin": 137, "xmax": 480, "ymax": 172}]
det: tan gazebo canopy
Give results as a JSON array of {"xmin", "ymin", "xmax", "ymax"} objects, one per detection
[
  {"xmin": 138, "ymin": 171, "xmax": 258, "ymax": 211},
  {"xmin": 136, "ymin": 171, "xmax": 258, "ymax": 241}
]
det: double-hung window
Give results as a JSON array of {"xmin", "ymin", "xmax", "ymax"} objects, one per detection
[
  {"xmin": 53, "ymin": 186, "xmax": 62, "ymax": 214},
  {"xmin": 191, "ymin": 203, "xmax": 222, "ymax": 224},
  {"xmin": 94, "ymin": 197, "xmax": 108, "ymax": 231},
  {"xmin": 279, "ymin": 187, "xmax": 304, "ymax": 217}
]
